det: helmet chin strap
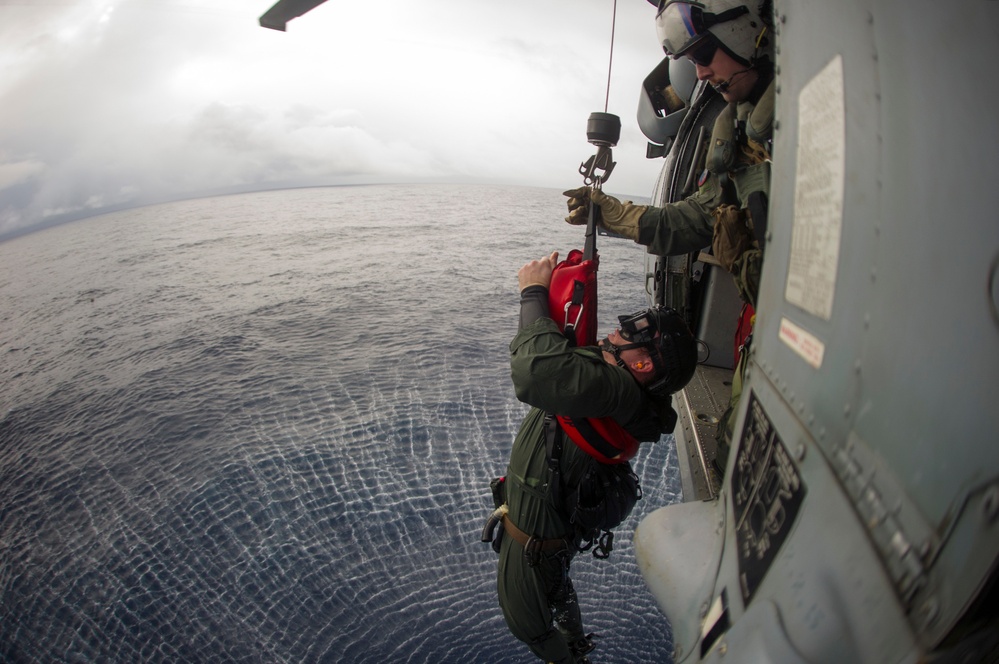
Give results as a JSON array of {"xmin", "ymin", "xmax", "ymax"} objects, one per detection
[{"xmin": 600, "ymin": 338, "xmax": 631, "ymax": 370}]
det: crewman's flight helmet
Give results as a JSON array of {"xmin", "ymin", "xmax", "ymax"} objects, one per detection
[
  {"xmin": 606, "ymin": 306, "xmax": 698, "ymax": 396},
  {"xmin": 654, "ymin": 0, "xmax": 771, "ymax": 67}
]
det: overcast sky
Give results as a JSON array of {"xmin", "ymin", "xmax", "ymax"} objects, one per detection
[{"xmin": 0, "ymin": 0, "xmax": 667, "ymax": 238}]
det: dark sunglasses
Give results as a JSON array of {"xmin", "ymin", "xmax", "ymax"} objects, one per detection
[{"xmin": 687, "ymin": 35, "xmax": 719, "ymax": 67}]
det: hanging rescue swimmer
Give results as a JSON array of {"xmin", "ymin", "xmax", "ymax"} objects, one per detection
[
  {"xmin": 487, "ymin": 251, "xmax": 697, "ymax": 663},
  {"xmin": 564, "ymin": 0, "xmax": 774, "ymax": 466}
]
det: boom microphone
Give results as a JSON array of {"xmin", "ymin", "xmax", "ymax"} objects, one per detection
[{"xmin": 714, "ymin": 67, "xmax": 753, "ymax": 94}]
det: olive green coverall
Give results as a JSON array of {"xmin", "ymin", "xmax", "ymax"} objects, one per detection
[
  {"xmin": 636, "ymin": 76, "xmax": 775, "ymax": 269},
  {"xmin": 637, "ymin": 76, "xmax": 775, "ymax": 465},
  {"xmin": 497, "ymin": 304, "xmax": 676, "ymax": 663}
]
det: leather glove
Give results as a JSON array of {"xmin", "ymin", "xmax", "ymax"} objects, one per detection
[
  {"xmin": 563, "ymin": 186, "xmax": 591, "ymax": 226},
  {"xmin": 562, "ymin": 187, "xmax": 647, "ymax": 242}
]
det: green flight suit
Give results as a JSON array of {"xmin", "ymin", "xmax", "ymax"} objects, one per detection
[
  {"xmin": 635, "ymin": 77, "xmax": 775, "ymax": 468},
  {"xmin": 636, "ymin": 77, "xmax": 775, "ymax": 278},
  {"xmin": 497, "ymin": 317, "xmax": 675, "ymax": 663}
]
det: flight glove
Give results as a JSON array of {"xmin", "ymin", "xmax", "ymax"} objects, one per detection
[{"xmin": 562, "ymin": 187, "xmax": 646, "ymax": 242}]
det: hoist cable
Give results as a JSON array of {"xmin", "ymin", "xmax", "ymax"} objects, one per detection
[{"xmin": 604, "ymin": 0, "xmax": 618, "ymax": 113}]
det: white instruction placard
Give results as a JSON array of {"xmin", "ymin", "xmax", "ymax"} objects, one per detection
[
  {"xmin": 779, "ymin": 317, "xmax": 825, "ymax": 369},
  {"xmin": 785, "ymin": 55, "xmax": 846, "ymax": 321}
]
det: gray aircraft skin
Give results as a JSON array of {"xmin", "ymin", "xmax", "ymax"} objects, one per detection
[
  {"xmin": 634, "ymin": 0, "xmax": 999, "ymax": 662},
  {"xmin": 260, "ymin": 0, "xmax": 999, "ymax": 660}
]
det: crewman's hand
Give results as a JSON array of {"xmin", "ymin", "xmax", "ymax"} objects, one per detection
[
  {"xmin": 563, "ymin": 187, "xmax": 648, "ymax": 242},
  {"xmin": 518, "ymin": 251, "xmax": 559, "ymax": 291},
  {"xmin": 563, "ymin": 187, "xmax": 591, "ymax": 225}
]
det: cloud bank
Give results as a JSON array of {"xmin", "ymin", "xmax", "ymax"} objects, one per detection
[{"xmin": 0, "ymin": 0, "xmax": 666, "ymax": 238}]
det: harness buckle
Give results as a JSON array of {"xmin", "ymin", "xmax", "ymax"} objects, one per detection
[
  {"xmin": 593, "ymin": 531, "xmax": 615, "ymax": 559},
  {"xmin": 578, "ymin": 146, "xmax": 616, "ymax": 187},
  {"xmin": 524, "ymin": 537, "xmax": 543, "ymax": 568}
]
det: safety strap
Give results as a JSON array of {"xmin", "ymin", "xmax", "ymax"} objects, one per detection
[{"xmin": 543, "ymin": 412, "xmax": 622, "ymax": 560}]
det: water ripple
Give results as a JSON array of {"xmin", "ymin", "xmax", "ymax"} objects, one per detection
[{"xmin": 1, "ymin": 185, "xmax": 676, "ymax": 663}]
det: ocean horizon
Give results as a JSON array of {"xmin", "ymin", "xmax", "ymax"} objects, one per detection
[{"xmin": 0, "ymin": 183, "xmax": 680, "ymax": 663}]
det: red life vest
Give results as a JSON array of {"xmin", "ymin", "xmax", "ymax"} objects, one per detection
[
  {"xmin": 548, "ymin": 248, "xmax": 639, "ymax": 464},
  {"xmin": 556, "ymin": 414, "xmax": 639, "ymax": 464}
]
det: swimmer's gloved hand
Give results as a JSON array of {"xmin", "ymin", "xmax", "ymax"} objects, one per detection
[{"xmin": 562, "ymin": 187, "xmax": 646, "ymax": 242}]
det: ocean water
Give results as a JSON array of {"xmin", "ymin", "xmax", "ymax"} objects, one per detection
[{"xmin": 0, "ymin": 184, "xmax": 681, "ymax": 663}]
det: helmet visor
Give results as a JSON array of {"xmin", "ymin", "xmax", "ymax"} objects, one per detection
[{"xmin": 655, "ymin": 0, "xmax": 710, "ymax": 57}]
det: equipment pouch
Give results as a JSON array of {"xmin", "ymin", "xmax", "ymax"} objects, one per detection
[
  {"xmin": 490, "ymin": 476, "xmax": 506, "ymax": 510},
  {"xmin": 569, "ymin": 461, "xmax": 641, "ymax": 536},
  {"xmin": 732, "ymin": 248, "xmax": 762, "ymax": 308},
  {"xmin": 711, "ymin": 204, "xmax": 755, "ymax": 273}
]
